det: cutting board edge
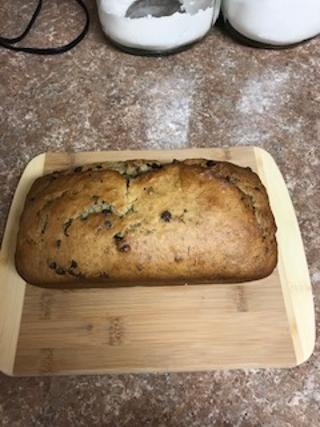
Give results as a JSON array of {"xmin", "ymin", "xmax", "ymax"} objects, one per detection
[
  {"xmin": 0, "ymin": 154, "xmax": 46, "ymax": 375},
  {"xmin": 12, "ymin": 360, "xmax": 300, "ymax": 377},
  {"xmin": 254, "ymin": 146, "xmax": 315, "ymax": 366}
]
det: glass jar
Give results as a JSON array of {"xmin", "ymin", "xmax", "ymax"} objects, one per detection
[
  {"xmin": 222, "ymin": 0, "xmax": 320, "ymax": 47},
  {"xmin": 97, "ymin": 0, "xmax": 221, "ymax": 55}
]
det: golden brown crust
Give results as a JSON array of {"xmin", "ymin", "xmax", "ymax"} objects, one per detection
[{"xmin": 15, "ymin": 159, "xmax": 277, "ymax": 286}]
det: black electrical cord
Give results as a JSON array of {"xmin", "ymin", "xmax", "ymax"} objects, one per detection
[{"xmin": 0, "ymin": 0, "xmax": 89, "ymax": 55}]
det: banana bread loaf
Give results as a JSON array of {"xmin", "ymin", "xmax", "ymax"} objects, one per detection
[{"xmin": 15, "ymin": 159, "xmax": 277, "ymax": 286}]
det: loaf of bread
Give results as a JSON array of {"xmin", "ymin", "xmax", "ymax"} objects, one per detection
[{"xmin": 15, "ymin": 159, "xmax": 277, "ymax": 286}]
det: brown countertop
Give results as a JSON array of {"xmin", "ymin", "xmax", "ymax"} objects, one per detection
[{"xmin": 1, "ymin": 1, "xmax": 320, "ymax": 426}]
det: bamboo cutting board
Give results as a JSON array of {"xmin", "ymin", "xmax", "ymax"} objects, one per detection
[{"xmin": 0, "ymin": 147, "xmax": 315, "ymax": 376}]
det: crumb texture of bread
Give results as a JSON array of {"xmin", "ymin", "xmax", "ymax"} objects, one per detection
[{"xmin": 15, "ymin": 159, "xmax": 278, "ymax": 286}]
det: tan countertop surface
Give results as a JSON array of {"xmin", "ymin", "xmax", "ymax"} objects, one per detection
[{"xmin": 1, "ymin": 1, "xmax": 320, "ymax": 426}]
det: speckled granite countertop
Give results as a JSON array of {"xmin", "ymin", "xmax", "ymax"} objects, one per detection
[{"xmin": 1, "ymin": 1, "xmax": 320, "ymax": 426}]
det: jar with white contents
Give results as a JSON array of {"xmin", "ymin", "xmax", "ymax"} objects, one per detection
[{"xmin": 97, "ymin": 0, "xmax": 221, "ymax": 54}]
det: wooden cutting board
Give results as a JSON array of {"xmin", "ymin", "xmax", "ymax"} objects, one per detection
[{"xmin": 0, "ymin": 147, "xmax": 315, "ymax": 376}]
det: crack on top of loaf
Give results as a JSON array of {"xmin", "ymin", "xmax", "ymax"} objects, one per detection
[{"xmin": 37, "ymin": 159, "xmax": 274, "ymax": 241}]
